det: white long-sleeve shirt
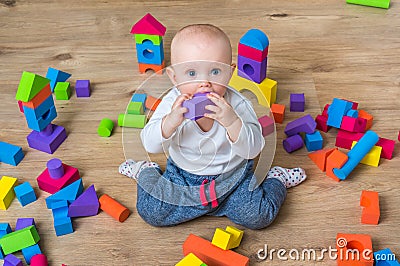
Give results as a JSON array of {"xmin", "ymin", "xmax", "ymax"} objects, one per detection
[{"xmin": 140, "ymin": 87, "xmax": 265, "ymax": 175}]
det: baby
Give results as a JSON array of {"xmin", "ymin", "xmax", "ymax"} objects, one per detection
[{"xmin": 119, "ymin": 24, "xmax": 307, "ymax": 229}]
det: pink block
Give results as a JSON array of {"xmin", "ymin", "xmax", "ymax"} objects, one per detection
[
  {"xmin": 376, "ymin": 137, "xmax": 395, "ymax": 160},
  {"xmin": 30, "ymin": 254, "xmax": 48, "ymax": 266},
  {"xmin": 342, "ymin": 98, "xmax": 359, "ymax": 110},
  {"xmin": 322, "ymin": 104, "xmax": 330, "ymax": 117},
  {"xmin": 238, "ymin": 43, "xmax": 268, "ymax": 62},
  {"xmin": 130, "ymin": 13, "xmax": 166, "ymax": 36},
  {"xmin": 341, "ymin": 116, "xmax": 366, "ymax": 133},
  {"xmin": 315, "ymin": 114, "xmax": 331, "ymax": 132},
  {"xmin": 258, "ymin": 115, "xmax": 274, "ymax": 136},
  {"xmin": 398, "ymin": 131, "xmax": 400, "ymax": 142},
  {"xmin": 37, "ymin": 163, "xmax": 80, "ymax": 194},
  {"xmin": 336, "ymin": 130, "xmax": 364, "ymax": 149},
  {"xmin": 18, "ymin": 100, "xmax": 24, "ymax": 113}
]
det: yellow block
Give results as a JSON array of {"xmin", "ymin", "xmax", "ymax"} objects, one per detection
[
  {"xmin": 229, "ymin": 68, "xmax": 277, "ymax": 107},
  {"xmin": 211, "ymin": 228, "xmax": 233, "ymax": 250},
  {"xmin": 225, "ymin": 226, "xmax": 244, "ymax": 249},
  {"xmin": 175, "ymin": 252, "xmax": 205, "ymax": 266},
  {"xmin": 0, "ymin": 176, "xmax": 18, "ymax": 210},
  {"xmin": 351, "ymin": 141, "xmax": 382, "ymax": 167}
]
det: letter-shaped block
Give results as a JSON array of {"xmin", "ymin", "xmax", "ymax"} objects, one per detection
[
  {"xmin": 136, "ymin": 40, "xmax": 164, "ymax": 65},
  {"xmin": 0, "ymin": 225, "xmax": 40, "ymax": 255},
  {"xmin": 15, "ymin": 218, "xmax": 35, "ymax": 230},
  {"xmin": 183, "ymin": 234, "xmax": 249, "ymax": 266},
  {"xmin": 283, "ymin": 134, "xmax": 304, "ymax": 153},
  {"xmin": 27, "ymin": 124, "xmax": 67, "ymax": 154},
  {"xmin": 290, "ymin": 93, "xmax": 305, "ymax": 112},
  {"xmin": 21, "ymin": 84, "xmax": 51, "ymax": 109},
  {"xmin": 326, "ymin": 150, "xmax": 348, "ymax": 182},
  {"xmin": 374, "ymin": 248, "xmax": 399, "ymax": 266},
  {"xmin": 284, "ymin": 114, "xmax": 317, "ymax": 137},
  {"xmin": 68, "ymin": 185, "xmax": 99, "ymax": 217},
  {"xmin": 14, "ymin": 182, "xmax": 37, "ymax": 207},
  {"xmin": 37, "ymin": 161, "xmax": 80, "ymax": 195},
  {"xmin": 376, "ymin": 137, "xmax": 395, "ymax": 160},
  {"xmin": 118, "ymin": 114, "xmax": 147, "ymax": 128},
  {"xmin": 127, "ymin": 102, "xmax": 144, "ymax": 115},
  {"xmin": 308, "ymin": 148, "xmax": 338, "ymax": 172},
  {"xmin": 99, "ymin": 194, "xmax": 130, "ymax": 222},
  {"xmin": 145, "ymin": 95, "xmax": 161, "ymax": 111},
  {"xmin": 237, "ymin": 55, "xmax": 267, "ymax": 84},
  {"xmin": 4, "ymin": 254, "xmax": 23, "ymax": 266},
  {"xmin": 336, "ymin": 233, "xmax": 373, "ymax": 266},
  {"xmin": 176, "ymin": 253, "xmax": 205, "ymax": 266},
  {"xmin": 335, "ymin": 130, "xmax": 364, "ymax": 149},
  {"xmin": 270, "ymin": 103, "xmax": 285, "ymax": 124},
  {"xmin": 351, "ymin": 141, "xmax": 382, "ymax": 167},
  {"xmin": 138, "ymin": 60, "xmax": 165, "ymax": 74},
  {"xmin": 22, "ymin": 244, "xmax": 41, "ymax": 265},
  {"xmin": 238, "ymin": 42, "xmax": 268, "ymax": 62},
  {"xmin": 360, "ymin": 190, "xmax": 380, "ymax": 225},
  {"xmin": 239, "ymin": 29, "xmax": 269, "ymax": 51},
  {"xmin": 98, "ymin": 118, "xmax": 114, "ymax": 137},
  {"xmin": 0, "ymin": 176, "xmax": 18, "ymax": 210},
  {"xmin": 30, "ymin": 254, "xmax": 48, "ymax": 266},
  {"xmin": 304, "ymin": 131, "xmax": 323, "ymax": 151},
  {"xmin": 45, "ymin": 179, "xmax": 83, "ymax": 209},
  {"xmin": 258, "ymin": 115, "xmax": 274, "ymax": 137},
  {"xmin": 346, "ymin": 0, "xmax": 390, "ymax": 9},
  {"xmin": 327, "ymin": 98, "xmax": 353, "ymax": 128},
  {"xmin": 358, "ymin": 110, "xmax": 373, "ymax": 130},
  {"xmin": 75, "ymin": 80, "xmax": 91, "ymax": 97},
  {"xmin": 45, "ymin": 67, "xmax": 71, "ymax": 91},
  {"xmin": 315, "ymin": 114, "xmax": 331, "ymax": 132},
  {"xmin": 182, "ymin": 93, "xmax": 215, "ymax": 120},
  {"xmin": 54, "ymin": 82, "xmax": 71, "ymax": 100},
  {"xmin": 0, "ymin": 141, "xmax": 24, "ymax": 166},
  {"xmin": 15, "ymin": 72, "xmax": 50, "ymax": 103}
]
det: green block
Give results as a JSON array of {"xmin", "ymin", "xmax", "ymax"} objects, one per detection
[
  {"xmin": 54, "ymin": 82, "xmax": 71, "ymax": 100},
  {"xmin": 0, "ymin": 225, "xmax": 40, "ymax": 254},
  {"xmin": 15, "ymin": 72, "xmax": 50, "ymax": 102},
  {"xmin": 346, "ymin": 0, "xmax": 390, "ymax": 8},
  {"xmin": 118, "ymin": 114, "xmax": 147, "ymax": 128},
  {"xmin": 134, "ymin": 34, "xmax": 163, "ymax": 45},
  {"xmin": 98, "ymin": 118, "xmax": 114, "ymax": 137},
  {"xmin": 127, "ymin": 102, "xmax": 144, "ymax": 115}
]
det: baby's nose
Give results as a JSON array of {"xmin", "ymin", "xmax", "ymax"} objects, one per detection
[{"xmin": 198, "ymin": 81, "xmax": 211, "ymax": 88}]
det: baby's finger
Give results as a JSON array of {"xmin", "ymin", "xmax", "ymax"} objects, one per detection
[
  {"xmin": 204, "ymin": 104, "xmax": 219, "ymax": 113},
  {"xmin": 204, "ymin": 112, "xmax": 217, "ymax": 120}
]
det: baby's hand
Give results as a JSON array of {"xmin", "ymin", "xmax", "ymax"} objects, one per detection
[
  {"xmin": 161, "ymin": 94, "xmax": 190, "ymax": 139},
  {"xmin": 204, "ymin": 92, "xmax": 239, "ymax": 128}
]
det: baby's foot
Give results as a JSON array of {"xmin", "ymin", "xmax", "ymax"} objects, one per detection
[
  {"xmin": 119, "ymin": 159, "xmax": 146, "ymax": 180},
  {"xmin": 268, "ymin": 166, "xmax": 307, "ymax": 188}
]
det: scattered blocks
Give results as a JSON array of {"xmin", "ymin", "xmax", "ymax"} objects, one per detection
[
  {"xmin": 54, "ymin": 82, "xmax": 71, "ymax": 100},
  {"xmin": 27, "ymin": 124, "xmax": 67, "ymax": 154},
  {"xmin": 283, "ymin": 134, "xmax": 304, "ymax": 153},
  {"xmin": 75, "ymin": 80, "xmax": 91, "ymax": 97},
  {"xmin": 145, "ymin": 95, "xmax": 161, "ymax": 111},
  {"xmin": 304, "ymin": 131, "xmax": 323, "ymax": 151},
  {"xmin": 374, "ymin": 248, "xmax": 399, "ymax": 265},
  {"xmin": 326, "ymin": 98, "xmax": 353, "ymax": 128},
  {"xmin": 52, "ymin": 201, "xmax": 74, "ymax": 236},
  {"xmin": 376, "ymin": 137, "xmax": 395, "ymax": 160},
  {"xmin": 336, "ymin": 233, "xmax": 373, "ymax": 266},
  {"xmin": 315, "ymin": 114, "xmax": 330, "ymax": 132},
  {"xmin": 45, "ymin": 67, "xmax": 71, "ymax": 92},
  {"xmin": 131, "ymin": 93, "xmax": 147, "ymax": 106},
  {"xmin": 358, "ymin": 109, "xmax": 373, "ymax": 130},
  {"xmin": 0, "ymin": 225, "xmax": 40, "ymax": 255},
  {"xmin": 23, "ymin": 95, "xmax": 57, "ymax": 132},
  {"xmin": 176, "ymin": 252, "xmax": 206, "ymax": 266},
  {"xmin": 346, "ymin": 0, "xmax": 390, "ymax": 9},
  {"xmin": 0, "ymin": 176, "xmax": 18, "ymax": 210},
  {"xmin": 182, "ymin": 93, "xmax": 215, "ymax": 120},
  {"xmin": 237, "ymin": 55, "xmax": 267, "ymax": 83},
  {"xmin": 335, "ymin": 130, "xmax": 364, "ymax": 149},
  {"xmin": 284, "ymin": 114, "xmax": 317, "ymax": 137},
  {"xmin": 22, "ymin": 244, "xmax": 42, "ymax": 264},
  {"xmin": 14, "ymin": 182, "xmax": 37, "ymax": 207},
  {"xmin": 21, "ymin": 84, "xmax": 51, "ymax": 109},
  {"xmin": 45, "ymin": 179, "xmax": 83, "ymax": 209},
  {"xmin": 325, "ymin": 149, "xmax": 348, "ymax": 182},
  {"xmin": 118, "ymin": 113, "xmax": 147, "ymax": 128},
  {"xmin": 0, "ymin": 141, "xmax": 25, "ymax": 166},
  {"xmin": 15, "ymin": 71, "xmax": 50, "ymax": 103},
  {"xmin": 15, "ymin": 218, "xmax": 35, "ymax": 230},
  {"xmin": 258, "ymin": 115, "xmax": 274, "ymax": 136},
  {"xmin": 30, "ymin": 254, "xmax": 48, "ymax": 266},
  {"xmin": 290, "ymin": 93, "xmax": 305, "ymax": 112},
  {"xmin": 68, "ymin": 185, "xmax": 99, "ymax": 217},
  {"xmin": 99, "ymin": 194, "xmax": 130, "ymax": 222},
  {"xmin": 351, "ymin": 141, "xmax": 382, "ymax": 167},
  {"xmin": 4, "ymin": 254, "xmax": 23, "ymax": 266},
  {"xmin": 308, "ymin": 148, "xmax": 338, "ymax": 172},
  {"xmin": 360, "ymin": 190, "xmax": 380, "ymax": 225},
  {"xmin": 98, "ymin": 118, "xmax": 114, "ymax": 137},
  {"xmin": 270, "ymin": 103, "xmax": 285, "ymax": 123},
  {"xmin": 341, "ymin": 116, "xmax": 367, "ymax": 133},
  {"xmin": 212, "ymin": 228, "xmax": 233, "ymax": 250},
  {"xmin": 128, "ymin": 102, "xmax": 144, "ymax": 115}
]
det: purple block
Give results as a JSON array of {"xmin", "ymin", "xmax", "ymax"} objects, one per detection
[
  {"xmin": 237, "ymin": 55, "xmax": 267, "ymax": 83},
  {"xmin": 75, "ymin": 80, "xmax": 91, "ymax": 97},
  {"xmin": 182, "ymin": 93, "xmax": 215, "ymax": 120},
  {"xmin": 290, "ymin": 93, "xmax": 305, "ymax": 112},
  {"xmin": 4, "ymin": 254, "xmax": 23, "ymax": 266},
  {"xmin": 68, "ymin": 185, "xmax": 99, "ymax": 217},
  {"xmin": 15, "ymin": 218, "xmax": 35, "ymax": 230},
  {"xmin": 284, "ymin": 114, "xmax": 317, "ymax": 137},
  {"xmin": 283, "ymin": 134, "xmax": 304, "ymax": 153},
  {"xmin": 47, "ymin": 158, "xmax": 64, "ymax": 179},
  {"xmin": 27, "ymin": 124, "xmax": 67, "ymax": 154}
]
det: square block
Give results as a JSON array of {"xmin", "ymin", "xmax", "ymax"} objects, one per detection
[
  {"xmin": 238, "ymin": 42, "xmax": 268, "ymax": 62},
  {"xmin": 0, "ymin": 176, "xmax": 18, "ymax": 210},
  {"xmin": 22, "ymin": 244, "xmax": 41, "ymax": 265},
  {"xmin": 37, "ymin": 163, "xmax": 80, "ymax": 194},
  {"xmin": 23, "ymin": 94, "xmax": 57, "ymax": 131},
  {"xmin": 315, "ymin": 114, "xmax": 331, "ymax": 132},
  {"xmin": 14, "ymin": 182, "xmax": 37, "ymax": 207},
  {"xmin": 305, "ymin": 131, "xmax": 323, "ymax": 151},
  {"xmin": 0, "ymin": 141, "xmax": 24, "ymax": 166},
  {"xmin": 75, "ymin": 80, "xmax": 91, "ymax": 97},
  {"xmin": 376, "ymin": 137, "xmax": 395, "ymax": 160},
  {"xmin": 46, "ymin": 67, "xmax": 71, "ymax": 91},
  {"xmin": 290, "ymin": 93, "xmax": 305, "ymax": 112},
  {"xmin": 0, "ymin": 223, "xmax": 12, "ymax": 237},
  {"xmin": 237, "ymin": 55, "xmax": 267, "ymax": 83},
  {"xmin": 258, "ymin": 115, "xmax": 274, "ymax": 136},
  {"xmin": 136, "ymin": 40, "xmax": 164, "ymax": 65},
  {"xmin": 54, "ymin": 82, "xmax": 71, "ymax": 100},
  {"xmin": 270, "ymin": 104, "xmax": 285, "ymax": 123},
  {"xmin": 182, "ymin": 93, "xmax": 214, "ymax": 120},
  {"xmin": 145, "ymin": 95, "xmax": 161, "ymax": 111},
  {"xmin": 54, "ymin": 217, "xmax": 73, "ymax": 236},
  {"xmin": 341, "ymin": 116, "xmax": 367, "ymax": 133},
  {"xmin": 27, "ymin": 124, "xmax": 67, "ymax": 154},
  {"xmin": 212, "ymin": 228, "xmax": 233, "ymax": 250},
  {"xmin": 15, "ymin": 218, "xmax": 35, "ymax": 230},
  {"xmin": 127, "ymin": 102, "xmax": 144, "ymax": 115}
]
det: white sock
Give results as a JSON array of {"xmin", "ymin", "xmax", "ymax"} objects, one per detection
[
  {"xmin": 118, "ymin": 159, "xmax": 159, "ymax": 180},
  {"xmin": 267, "ymin": 166, "xmax": 307, "ymax": 188}
]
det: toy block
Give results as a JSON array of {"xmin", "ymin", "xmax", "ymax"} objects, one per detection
[
  {"xmin": 127, "ymin": 102, "xmax": 144, "ymax": 115},
  {"xmin": 54, "ymin": 216, "xmax": 73, "ymax": 236},
  {"xmin": 212, "ymin": 228, "xmax": 233, "ymax": 250},
  {"xmin": 239, "ymin": 29, "xmax": 269, "ymax": 51},
  {"xmin": 0, "ymin": 223, "xmax": 12, "ymax": 237},
  {"xmin": 346, "ymin": 109, "xmax": 358, "ymax": 118},
  {"xmin": 237, "ymin": 55, "xmax": 267, "ymax": 84},
  {"xmin": 27, "ymin": 124, "xmax": 67, "ymax": 154},
  {"xmin": 45, "ymin": 67, "xmax": 71, "ymax": 91},
  {"xmin": 21, "ymin": 84, "xmax": 51, "ymax": 109},
  {"xmin": 376, "ymin": 137, "xmax": 395, "ymax": 160},
  {"xmin": 315, "ymin": 114, "xmax": 331, "ymax": 132},
  {"xmin": 0, "ymin": 176, "xmax": 18, "ymax": 210},
  {"xmin": 98, "ymin": 118, "xmax": 114, "ymax": 137},
  {"xmin": 134, "ymin": 33, "xmax": 163, "ymax": 45},
  {"xmin": 145, "ymin": 95, "xmax": 161, "ymax": 111},
  {"xmin": 341, "ymin": 116, "xmax": 367, "ymax": 133},
  {"xmin": 374, "ymin": 249, "xmax": 399, "ymax": 265},
  {"xmin": 183, "ymin": 234, "xmax": 249, "ymax": 266},
  {"xmin": 14, "ymin": 182, "xmax": 37, "ymax": 207},
  {"xmin": 54, "ymin": 82, "xmax": 71, "ymax": 100},
  {"xmin": 284, "ymin": 114, "xmax": 317, "ymax": 137},
  {"xmin": 229, "ymin": 68, "xmax": 276, "ymax": 107},
  {"xmin": 15, "ymin": 71, "xmax": 50, "ymax": 103},
  {"xmin": 30, "ymin": 254, "xmax": 49, "ymax": 266},
  {"xmin": 290, "ymin": 93, "xmax": 305, "ymax": 112},
  {"xmin": 0, "ymin": 225, "xmax": 40, "ymax": 255},
  {"xmin": 131, "ymin": 93, "xmax": 147, "ymax": 106},
  {"xmin": 176, "ymin": 252, "xmax": 206, "ymax": 266},
  {"xmin": 308, "ymin": 148, "xmax": 338, "ymax": 171},
  {"xmin": 358, "ymin": 110, "xmax": 373, "ymax": 130},
  {"xmin": 225, "ymin": 226, "xmax": 244, "ymax": 249},
  {"xmin": 182, "ymin": 93, "xmax": 215, "ymax": 120},
  {"xmin": 346, "ymin": 0, "xmax": 390, "ymax": 9},
  {"xmin": 130, "ymin": 13, "xmax": 166, "ymax": 36},
  {"xmin": 351, "ymin": 141, "xmax": 381, "ymax": 167},
  {"xmin": 0, "ymin": 141, "xmax": 24, "ymax": 166},
  {"xmin": 333, "ymin": 131, "xmax": 379, "ymax": 180},
  {"xmin": 138, "ymin": 60, "xmax": 165, "ymax": 74},
  {"xmin": 344, "ymin": 99, "xmax": 359, "ymax": 110},
  {"xmin": 304, "ymin": 131, "xmax": 323, "ymax": 151},
  {"xmin": 99, "ymin": 194, "xmax": 130, "ymax": 222},
  {"xmin": 326, "ymin": 98, "xmax": 353, "ymax": 128},
  {"xmin": 136, "ymin": 40, "xmax": 165, "ymax": 65},
  {"xmin": 15, "ymin": 218, "xmax": 35, "ymax": 230},
  {"xmin": 47, "ymin": 158, "xmax": 64, "ymax": 179},
  {"xmin": 258, "ymin": 115, "xmax": 274, "ymax": 136},
  {"xmin": 336, "ymin": 233, "xmax": 373, "ymax": 266},
  {"xmin": 398, "ymin": 131, "xmax": 400, "ymax": 142},
  {"xmin": 283, "ymin": 134, "xmax": 304, "ymax": 153},
  {"xmin": 335, "ymin": 130, "xmax": 364, "ymax": 149},
  {"xmin": 38, "ymin": 160, "xmax": 80, "ymax": 195},
  {"xmin": 238, "ymin": 42, "xmax": 268, "ymax": 62},
  {"xmin": 51, "ymin": 201, "xmax": 69, "ymax": 219},
  {"xmin": 17, "ymin": 100, "xmax": 24, "ymax": 113},
  {"xmin": 326, "ymin": 149, "xmax": 348, "ymax": 182},
  {"xmin": 68, "ymin": 184, "xmax": 99, "ymax": 217},
  {"xmin": 360, "ymin": 190, "xmax": 380, "ymax": 225},
  {"xmin": 22, "ymin": 244, "xmax": 42, "ymax": 264},
  {"xmin": 322, "ymin": 104, "xmax": 330, "ymax": 117},
  {"xmin": 45, "ymin": 179, "xmax": 83, "ymax": 208},
  {"xmin": 75, "ymin": 80, "xmax": 91, "ymax": 97},
  {"xmin": 23, "ymin": 96, "xmax": 57, "ymax": 132},
  {"xmin": 118, "ymin": 113, "xmax": 147, "ymax": 128},
  {"xmin": 4, "ymin": 254, "xmax": 23, "ymax": 266},
  {"xmin": 270, "ymin": 103, "xmax": 285, "ymax": 123}
]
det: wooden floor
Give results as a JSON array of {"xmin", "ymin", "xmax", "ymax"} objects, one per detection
[{"xmin": 1, "ymin": 0, "xmax": 399, "ymax": 265}]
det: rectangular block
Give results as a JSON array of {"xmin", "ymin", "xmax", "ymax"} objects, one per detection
[
  {"xmin": 24, "ymin": 100, "xmax": 58, "ymax": 132},
  {"xmin": 22, "ymin": 243, "xmax": 42, "ymax": 265},
  {"xmin": 271, "ymin": 103, "xmax": 285, "ymax": 124},
  {"xmin": 327, "ymin": 98, "xmax": 353, "ymax": 128},
  {"xmin": 336, "ymin": 130, "xmax": 364, "ymax": 149},
  {"xmin": 376, "ymin": 137, "xmax": 395, "ymax": 160},
  {"xmin": 0, "ymin": 141, "xmax": 24, "ymax": 166},
  {"xmin": 134, "ymin": 33, "xmax": 163, "ymax": 45},
  {"xmin": 351, "ymin": 141, "xmax": 382, "ymax": 167},
  {"xmin": 0, "ymin": 176, "xmax": 18, "ymax": 210},
  {"xmin": 14, "ymin": 182, "xmax": 37, "ymax": 207},
  {"xmin": 21, "ymin": 84, "xmax": 51, "ymax": 109},
  {"xmin": 336, "ymin": 233, "xmax": 373, "ymax": 266},
  {"xmin": 37, "ymin": 163, "xmax": 80, "ymax": 194},
  {"xmin": 27, "ymin": 124, "xmax": 67, "ymax": 154},
  {"xmin": 360, "ymin": 190, "xmax": 380, "ymax": 225},
  {"xmin": 138, "ymin": 60, "xmax": 165, "ymax": 74},
  {"xmin": 284, "ymin": 114, "xmax": 317, "ymax": 137},
  {"xmin": 358, "ymin": 109, "xmax": 373, "ymax": 130},
  {"xmin": 238, "ymin": 42, "xmax": 268, "ymax": 62},
  {"xmin": 0, "ymin": 225, "xmax": 40, "ymax": 255},
  {"xmin": 131, "ymin": 93, "xmax": 147, "ymax": 106},
  {"xmin": 15, "ymin": 218, "xmax": 35, "ymax": 230}
]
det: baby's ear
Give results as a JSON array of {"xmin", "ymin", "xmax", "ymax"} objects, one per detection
[
  {"xmin": 166, "ymin": 66, "xmax": 177, "ymax": 86},
  {"xmin": 230, "ymin": 63, "xmax": 236, "ymax": 75}
]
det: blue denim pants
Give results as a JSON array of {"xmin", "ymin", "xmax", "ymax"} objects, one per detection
[{"xmin": 136, "ymin": 158, "xmax": 287, "ymax": 230}]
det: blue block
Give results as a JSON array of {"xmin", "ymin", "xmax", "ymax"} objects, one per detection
[
  {"xmin": 374, "ymin": 248, "xmax": 400, "ymax": 266},
  {"xmin": 0, "ymin": 141, "xmax": 24, "ymax": 166},
  {"xmin": 136, "ymin": 40, "xmax": 164, "ymax": 65},
  {"xmin": 52, "ymin": 201, "xmax": 69, "ymax": 219},
  {"xmin": 14, "ymin": 182, "xmax": 37, "ymax": 207},
  {"xmin": 23, "ymin": 94, "xmax": 55, "ymax": 119},
  {"xmin": 22, "ymin": 244, "xmax": 42, "ymax": 264},
  {"xmin": 346, "ymin": 109, "xmax": 358, "ymax": 118},
  {"xmin": 326, "ymin": 98, "xmax": 353, "ymax": 128},
  {"xmin": 131, "ymin": 93, "xmax": 147, "ymax": 107},
  {"xmin": 23, "ymin": 95, "xmax": 57, "ymax": 131},
  {"xmin": 239, "ymin": 29, "xmax": 269, "ymax": 51},
  {"xmin": 46, "ymin": 179, "xmax": 83, "ymax": 209},
  {"xmin": 0, "ymin": 223, "xmax": 12, "ymax": 237},
  {"xmin": 54, "ymin": 217, "xmax": 73, "ymax": 236},
  {"xmin": 305, "ymin": 131, "xmax": 323, "ymax": 151},
  {"xmin": 46, "ymin": 67, "xmax": 72, "ymax": 92},
  {"xmin": 0, "ymin": 248, "xmax": 4, "ymax": 260}
]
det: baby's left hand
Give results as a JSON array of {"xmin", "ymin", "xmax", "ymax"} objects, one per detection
[{"xmin": 204, "ymin": 92, "xmax": 239, "ymax": 128}]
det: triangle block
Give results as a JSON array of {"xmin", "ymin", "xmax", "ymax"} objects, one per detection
[
  {"xmin": 308, "ymin": 148, "xmax": 337, "ymax": 172},
  {"xmin": 46, "ymin": 67, "xmax": 72, "ymax": 91},
  {"xmin": 45, "ymin": 179, "xmax": 83, "ymax": 209},
  {"xmin": 15, "ymin": 71, "xmax": 50, "ymax": 102},
  {"xmin": 68, "ymin": 185, "xmax": 99, "ymax": 217},
  {"xmin": 130, "ymin": 13, "xmax": 166, "ymax": 36}
]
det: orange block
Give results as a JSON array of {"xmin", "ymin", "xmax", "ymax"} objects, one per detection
[
  {"xmin": 360, "ymin": 190, "xmax": 380, "ymax": 225},
  {"xmin": 99, "ymin": 194, "xmax": 130, "ymax": 222},
  {"xmin": 21, "ymin": 84, "xmax": 51, "ymax": 109},
  {"xmin": 336, "ymin": 233, "xmax": 373, "ymax": 266},
  {"xmin": 326, "ymin": 149, "xmax": 348, "ymax": 182},
  {"xmin": 358, "ymin": 110, "xmax": 373, "ymax": 130},
  {"xmin": 183, "ymin": 234, "xmax": 249, "ymax": 266},
  {"xmin": 270, "ymin": 103, "xmax": 285, "ymax": 123},
  {"xmin": 308, "ymin": 148, "xmax": 338, "ymax": 172},
  {"xmin": 145, "ymin": 95, "xmax": 161, "ymax": 111},
  {"xmin": 138, "ymin": 60, "xmax": 165, "ymax": 75}
]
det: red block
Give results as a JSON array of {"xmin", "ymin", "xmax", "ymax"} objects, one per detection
[
  {"xmin": 360, "ymin": 190, "xmax": 380, "ymax": 225},
  {"xmin": 358, "ymin": 110, "xmax": 373, "ymax": 130},
  {"xmin": 376, "ymin": 137, "xmax": 395, "ymax": 160},
  {"xmin": 322, "ymin": 104, "xmax": 330, "ymax": 117},
  {"xmin": 37, "ymin": 164, "xmax": 80, "ymax": 194},
  {"xmin": 238, "ymin": 43, "xmax": 268, "ymax": 62},
  {"xmin": 315, "ymin": 114, "xmax": 331, "ymax": 132},
  {"xmin": 336, "ymin": 233, "xmax": 373, "ymax": 266},
  {"xmin": 341, "ymin": 98, "xmax": 359, "ymax": 110},
  {"xmin": 340, "ymin": 116, "xmax": 367, "ymax": 133},
  {"xmin": 335, "ymin": 130, "xmax": 364, "ymax": 149},
  {"xmin": 258, "ymin": 115, "xmax": 274, "ymax": 136}
]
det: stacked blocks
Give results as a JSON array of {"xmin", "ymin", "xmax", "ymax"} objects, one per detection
[
  {"xmin": 182, "ymin": 93, "xmax": 215, "ymax": 120},
  {"xmin": 326, "ymin": 98, "xmax": 353, "ymax": 128},
  {"xmin": 0, "ymin": 141, "xmax": 25, "ymax": 166},
  {"xmin": 14, "ymin": 182, "xmax": 37, "ymax": 207},
  {"xmin": 75, "ymin": 80, "xmax": 91, "ymax": 97},
  {"xmin": 283, "ymin": 114, "xmax": 317, "ymax": 153},
  {"xmin": 270, "ymin": 103, "xmax": 285, "ymax": 123},
  {"xmin": 360, "ymin": 190, "xmax": 380, "ymax": 225},
  {"xmin": 258, "ymin": 115, "xmax": 274, "ymax": 137},
  {"xmin": 45, "ymin": 67, "xmax": 71, "ymax": 92},
  {"xmin": 211, "ymin": 226, "xmax": 243, "ymax": 250},
  {"xmin": 45, "ymin": 179, "xmax": 83, "ymax": 209},
  {"xmin": 308, "ymin": 148, "xmax": 338, "ymax": 171},
  {"xmin": 52, "ymin": 201, "xmax": 73, "ymax": 236},
  {"xmin": 99, "ymin": 194, "xmax": 130, "ymax": 222},
  {"xmin": 290, "ymin": 93, "xmax": 305, "ymax": 112},
  {"xmin": 131, "ymin": 13, "xmax": 166, "ymax": 74},
  {"xmin": 68, "ymin": 185, "xmax": 99, "ymax": 217},
  {"xmin": 336, "ymin": 233, "xmax": 373, "ymax": 266},
  {"xmin": 98, "ymin": 118, "xmax": 114, "ymax": 137},
  {"xmin": 119, "ymin": 93, "xmax": 148, "ymax": 128},
  {"xmin": 374, "ymin": 249, "xmax": 399, "ymax": 265},
  {"xmin": 0, "ymin": 176, "xmax": 18, "ymax": 210},
  {"xmin": 0, "ymin": 225, "xmax": 40, "ymax": 254},
  {"xmin": 145, "ymin": 95, "xmax": 161, "ymax": 111},
  {"xmin": 304, "ymin": 131, "xmax": 323, "ymax": 151},
  {"xmin": 54, "ymin": 82, "xmax": 71, "ymax": 100}
]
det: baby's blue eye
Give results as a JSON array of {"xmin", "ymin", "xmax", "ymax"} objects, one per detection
[
  {"xmin": 210, "ymin": 68, "xmax": 221, "ymax": 76},
  {"xmin": 187, "ymin": 70, "xmax": 196, "ymax": 77}
]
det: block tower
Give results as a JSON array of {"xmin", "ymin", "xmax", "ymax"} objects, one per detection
[
  {"xmin": 229, "ymin": 29, "xmax": 277, "ymax": 107},
  {"xmin": 130, "ymin": 13, "xmax": 166, "ymax": 74},
  {"xmin": 15, "ymin": 71, "xmax": 67, "ymax": 154}
]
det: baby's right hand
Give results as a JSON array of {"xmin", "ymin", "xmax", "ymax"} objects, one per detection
[{"xmin": 161, "ymin": 94, "xmax": 190, "ymax": 139}]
